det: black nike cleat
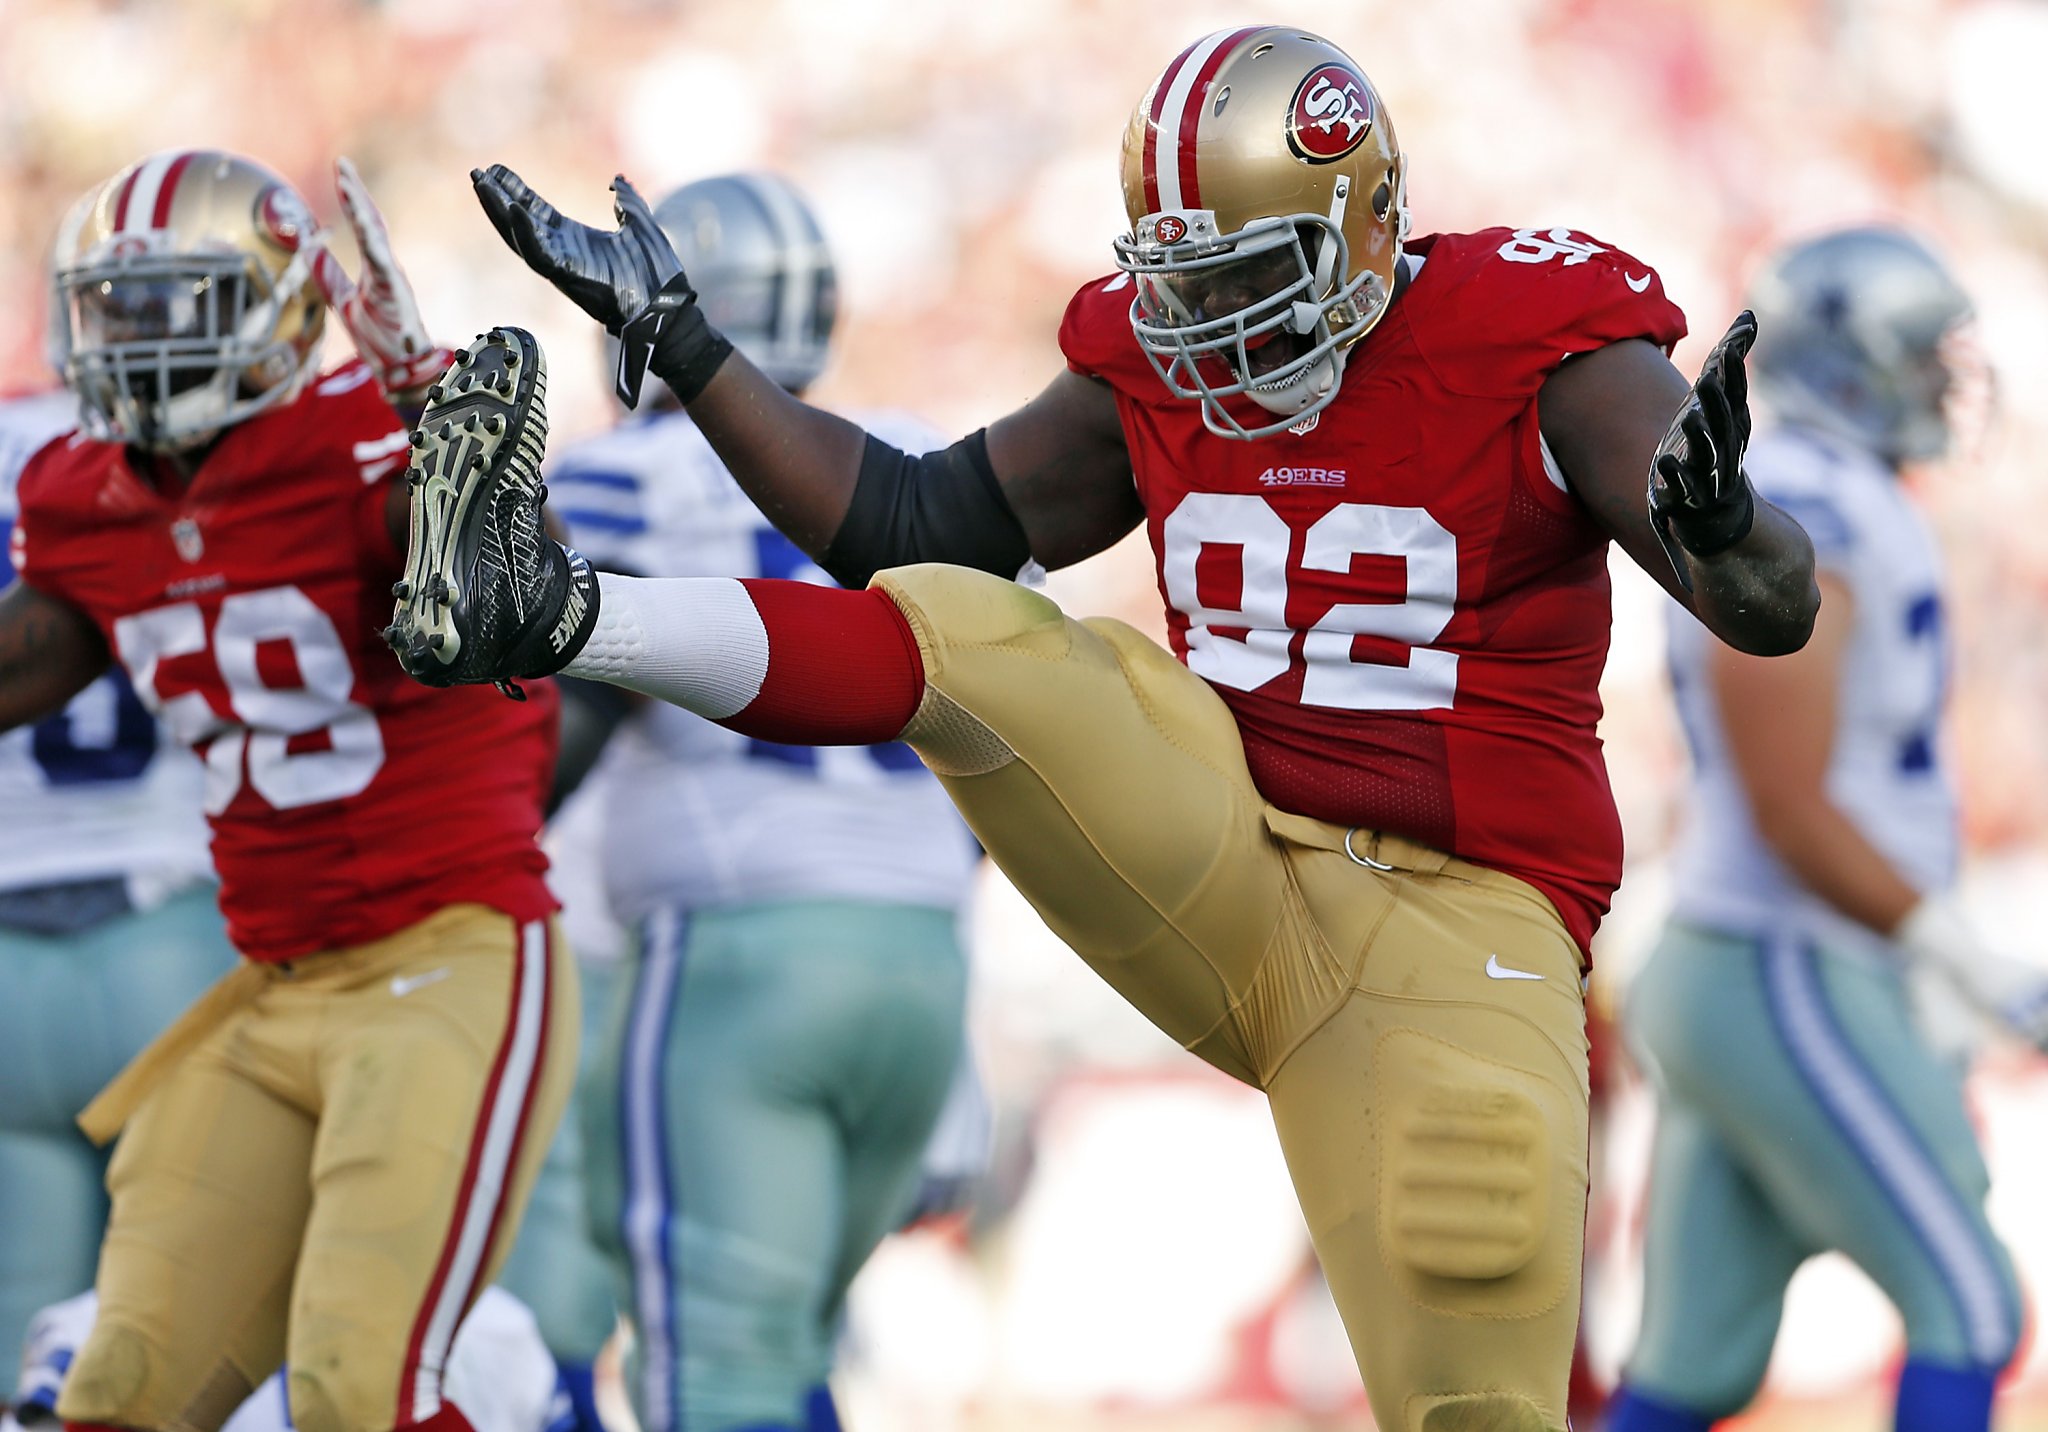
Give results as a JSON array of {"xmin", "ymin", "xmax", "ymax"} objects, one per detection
[{"xmin": 385, "ymin": 327, "xmax": 599, "ymax": 697}]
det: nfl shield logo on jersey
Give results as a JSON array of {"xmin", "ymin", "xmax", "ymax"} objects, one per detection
[{"xmin": 171, "ymin": 516, "xmax": 204, "ymax": 562}]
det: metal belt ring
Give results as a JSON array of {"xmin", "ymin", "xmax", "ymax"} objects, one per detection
[{"xmin": 1343, "ymin": 827, "xmax": 1396, "ymax": 871}]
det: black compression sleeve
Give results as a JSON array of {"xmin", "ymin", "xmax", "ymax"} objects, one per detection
[{"xmin": 818, "ymin": 429, "xmax": 1032, "ymax": 589}]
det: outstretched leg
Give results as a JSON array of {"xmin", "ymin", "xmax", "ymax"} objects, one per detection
[{"xmin": 393, "ymin": 330, "xmax": 1587, "ymax": 1424}]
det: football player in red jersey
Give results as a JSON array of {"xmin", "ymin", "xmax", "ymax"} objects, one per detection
[
  {"xmin": 408, "ymin": 26, "xmax": 1819, "ymax": 1432},
  {"xmin": 0, "ymin": 151, "xmax": 575, "ymax": 1432}
]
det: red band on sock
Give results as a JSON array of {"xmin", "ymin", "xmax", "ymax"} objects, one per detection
[
  {"xmin": 394, "ymin": 1402, "xmax": 479, "ymax": 1432},
  {"xmin": 64, "ymin": 1422, "xmax": 138, "ymax": 1432},
  {"xmin": 726, "ymin": 582, "xmax": 926, "ymax": 744}
]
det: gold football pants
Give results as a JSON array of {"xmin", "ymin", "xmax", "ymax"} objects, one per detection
[
  {"xmin": 878, "ymin": 565, "xmax": 1590, "ymax": 1432},
  {"xmin": 58, "ymin": 904, "xmax": 576, "ymax": 1432}
]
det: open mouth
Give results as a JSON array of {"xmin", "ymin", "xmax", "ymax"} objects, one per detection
[{"xmin": 1236, "ymin": 327, "xmax": 1315, "ymax": 383}]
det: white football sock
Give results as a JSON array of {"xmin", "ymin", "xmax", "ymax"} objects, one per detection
[{"xmin": 562, "ymin": 574, "xmax": 767, "ymax": 719}]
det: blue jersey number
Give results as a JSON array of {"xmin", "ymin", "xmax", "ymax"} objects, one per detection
[
  {"xmin": 1897, "ymin": 591, "xmax": 1944, "ymax": 775},
  {"xmin": 31, "ymin": 670, "xmax": 159, "ymax": 786},
  {"xmin": 3, "ymin": 520, "xmax": 159, "ymax": 786}
]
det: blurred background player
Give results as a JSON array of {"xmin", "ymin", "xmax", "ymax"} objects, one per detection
[
  {"xmin": 539, "ymin": 172, "xmax": 980, "ymax": 1432},
  {"xmin": 3, "ymin": 1287, "xmax": 559, "ymax": 1432},
  {"xmin": 1607, "ymin": 227, "xmax": 2041, "ymax": 1432},
  {"xmin": 0, "ymin": 384, "xmax": 233, "ymax": 1364},
  {"xmin": 0, "ymin": 150, "xmax": 575, "ymax": 1432}
]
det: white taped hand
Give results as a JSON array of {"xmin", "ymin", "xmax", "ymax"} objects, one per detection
[
  {"xmin": 313, "ymin": 157, "xmax": 453, "ymax": 399},
  {"xmin": 1898, "ymin": 892, "xmax": 2048, "ymax": 1055}
]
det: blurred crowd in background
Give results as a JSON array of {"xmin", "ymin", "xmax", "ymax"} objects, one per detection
[{"xmin": 5, "ymin": 0, "xmax": 2048, "ymax": 1426}]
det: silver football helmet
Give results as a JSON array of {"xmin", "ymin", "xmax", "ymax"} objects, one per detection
[
  {"xmin": 1745, "ymin": 226, "xmax": 1973, "ymax": 465},
  {"xmin": 652, "ymin": 173, "xmax": 838, "ymax": 393}
]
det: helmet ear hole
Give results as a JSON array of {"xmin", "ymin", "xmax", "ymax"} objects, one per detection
[{"xmin": 1371, "ymin": 181, "xmax": 1393, "ymax": 223}]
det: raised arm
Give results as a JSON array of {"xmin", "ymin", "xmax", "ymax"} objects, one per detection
[
  {"xmin": 0, "ymin": 580, "xmax": 111, "ymax": 733},
  {"xmin": 1541, "ymin": 318, "xmax": 1820, "ymax": 655},
  {"xmin": 471, "ymin": 166, "xmax": 1141, "ymax": 581}
]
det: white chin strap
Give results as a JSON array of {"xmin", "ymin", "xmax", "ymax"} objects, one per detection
[{"xmin": 1248, "ymin": 348, "xmax": 1346, "ymax": 416}]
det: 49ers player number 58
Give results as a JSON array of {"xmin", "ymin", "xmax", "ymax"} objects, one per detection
[
  {"xmin": 454, "ymin": 23, "xmax": 1820, "ymax": 1432},
  {"xmin": 0, "ymin": 149, "xmax": 573, "ymax": 1432}
]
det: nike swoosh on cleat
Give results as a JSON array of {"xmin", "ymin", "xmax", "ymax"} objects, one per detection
[
  {"xmin": 1485, "ymin": 954, "xmax": 1546, "ymax": 981},
  {"xmin": 390, "ymin": 967, "xmax": 454, "ymax": 998}
]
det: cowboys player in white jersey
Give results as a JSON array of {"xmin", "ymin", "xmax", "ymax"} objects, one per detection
[
  {"xmin": 0, "ymin": 389, "xmax": 234, "ymax": 1362},
  {"xmin": 1609, "ymin": 228, "xmax": 2041, "ymax": 1432},
  {"xmin": 532, "ymin": 173, "xmax": 979, "ymax": 1432}
]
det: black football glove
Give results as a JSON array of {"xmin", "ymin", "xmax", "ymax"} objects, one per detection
[
  {"xmin": 471, "ymin": 164, "xmax": 730, "ymax": 407},
  {"xmin": 1648, "ymin": 310, "xmax": 1759, "ymax": 592}
]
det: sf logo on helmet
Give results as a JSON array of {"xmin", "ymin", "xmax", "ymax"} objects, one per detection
[{"xmin": 1287, "ymin": 64, "xmax": 1374, "ymax": 162}]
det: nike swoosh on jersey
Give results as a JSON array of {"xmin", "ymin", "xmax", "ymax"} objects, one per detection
[
  {"xmin": 390, "ymin": 967, "xmax": 454, "ymax": 997},
  {"xmin": 1625, "ymin": 272, "xmax": 1652, "ymax": 293},
  {"xmin": 1484, "ymin": 954, "xmax": 1545, "ymax": 981}
]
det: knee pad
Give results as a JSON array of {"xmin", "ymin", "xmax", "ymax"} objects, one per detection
[
  {"xmin": 56, "ymin": 1320, "xmax": 153, "ymax": 1425},
  {"xmin": 875, "ymin": 565, "xmax": 1069, "ymax": 778},
  {"xmin": 286, "ymin": 1361, "xmax": 354, "ymax": 1432},
  {"xmin": 1376, "ymin": 1030, "xmax": 1576, "ymax": 1318},
  {"xmin": 871, "ymin": 563, "xmax": 1066, "ymax": 651},
  {"xmin": 61, "ymin": 1319, "xmax": 253, "ymax": 1432},
  {"xmin": 1413, "ymin": 1392, "xmax": 1555, "ymax": 1431}
]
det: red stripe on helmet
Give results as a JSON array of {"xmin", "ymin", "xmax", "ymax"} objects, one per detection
[
  {"xmin": 110, "ymin": 167, "xmax": 142, "ymax": 233},
  {"xmin": 1142, "ymin": 39, "xmax": 1203, "ymax": 216},
  {"xmin": 1177, "ymin": 26, "xmax": 1262, "ymax": 210},
  {"xmin": 151, "ymin": 152, "xmax": 196, "ymax": 228}
]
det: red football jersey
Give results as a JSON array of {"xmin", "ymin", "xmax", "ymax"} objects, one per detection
[
  {"xmin": 11, "ymin": 362, "xmax": 559, "ymax": 961},
  {"xmin": 1060, "ymin": 226, "xmax": 1687, "ymax": 954}
]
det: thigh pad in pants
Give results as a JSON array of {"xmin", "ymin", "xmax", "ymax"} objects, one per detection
[{"xmin": 877, "ymin": 564, "xmax": 1332, "ymax": 1085}]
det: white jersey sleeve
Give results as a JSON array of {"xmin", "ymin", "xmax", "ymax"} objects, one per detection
[
  {"xmin": 549, "ymin": 410, "xmax": 981, "ymax": 922},
  {"xmin": 0, "ymin": 392, "xmax": 211, "ymax": 899},
  {"xmin": 1667, "ymin": 426, "xmax": 1955, "ymax": 958}
]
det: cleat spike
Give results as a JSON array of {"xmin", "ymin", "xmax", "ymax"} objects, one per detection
[
  {"xmin": 428, "ymin": 633, "xmax": 445, "ymax": 651},
  {"xmin": 392, "ymin": 579, "xmax": 412, "ymax": 599},
  {"xmin": 408, "ymin": 429, "xmax": 427, "ymax": 448},
  {"xmin": 485, "ymin": 415, "xmax": 505, "ymax": 435},
  {"xmin": 437, "ymin": 422, "xmax": 454, "ymax": 440},
  {"xmin": 464, "ymin": 413, "xmax": 480, "ymax": 432}
]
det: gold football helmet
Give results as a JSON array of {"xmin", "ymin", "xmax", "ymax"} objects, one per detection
[
  {"xmin": 1114, "ymin": 27, "xmax": 1407, "ymax": 439},
  {"xmin": 50, "ymin": 149, "xmax": 327, "ymax": 451}
]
